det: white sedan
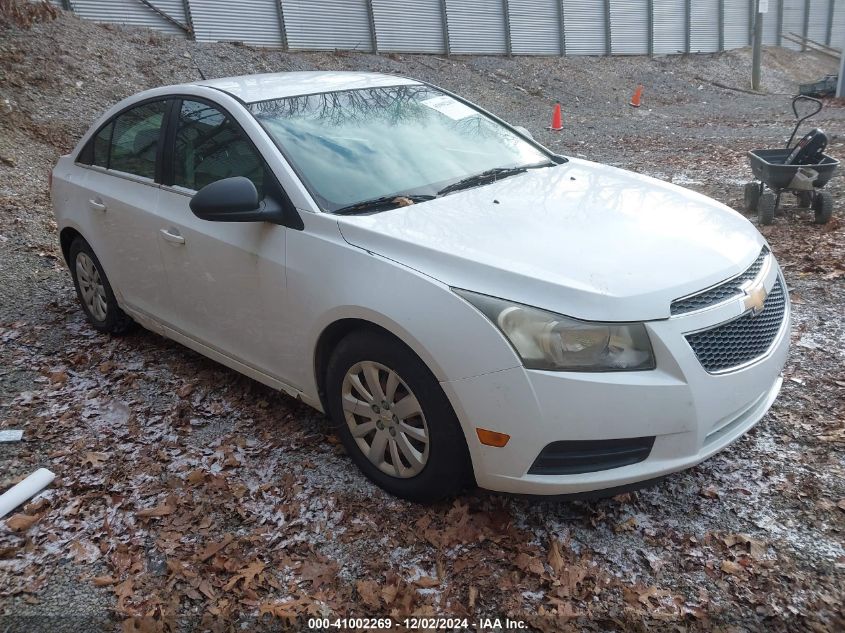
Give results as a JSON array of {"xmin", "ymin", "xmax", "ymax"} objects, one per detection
[{"xmin": 51, "ymin": 72, "xmax": 790, "ymax": 501}]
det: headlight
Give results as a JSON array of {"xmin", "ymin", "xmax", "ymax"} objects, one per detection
[{"xmin": 454, "ymin": 289, "xmax": 655, "ymax": 372}]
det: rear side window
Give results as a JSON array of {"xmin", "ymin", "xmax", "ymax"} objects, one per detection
[
  {"xmin": 173, "ymin": 100, "xmax": 266, "ymax": 193},
  {"xmin": 77, "ymin": 100, "xmax": 168, "ymax": 179},
  {"xmin": 109, "ymin": 101, "xmax": 169, "ymax": 179},
  {"xmin": 91, "ymin": 123, "xmax": 113, "ymax": 167},
  {"xmin": 77, "ymin": 122, "xmax": 112, "ymax": 167}
]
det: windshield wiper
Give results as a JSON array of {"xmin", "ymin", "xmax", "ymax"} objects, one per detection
[
  {"xmin": 436, "ymin": 162, "xmax": 555, "ymax": 196},
  {"xmin": 334, "ymin": 194, "xmax": 436, "ymax": 215}
]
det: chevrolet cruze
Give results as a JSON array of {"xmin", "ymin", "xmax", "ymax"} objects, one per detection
[{"xmin": 50, "ymin": 72, "xmax": 790, "ymax": 501}]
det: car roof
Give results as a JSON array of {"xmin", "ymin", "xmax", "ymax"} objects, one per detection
[{"xmin": 193, "ymin": 71, "xmax": 421, "ymax": 103}]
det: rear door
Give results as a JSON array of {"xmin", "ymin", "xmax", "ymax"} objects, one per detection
[
  {"xmin": 156, "ymin": 98, "xmax": 291, "ymax": 381},
  {"xmin": 77, "ymin": 99, "xmax": 172, "ymax": 319}
]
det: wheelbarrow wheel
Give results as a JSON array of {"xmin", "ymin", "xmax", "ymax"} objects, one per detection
[
  {"xmin": 743, "ymin": 182, "xmax": 761, "ymax": 212},
  {"xmin": 812, "ymin": 191, "xmax": 833, "ymax": 224},
  {"xmin": 758, "ymin": 193, "xmax": 776, "ymax": 225},
  {"xmin": 796, "ymin": 191, "xmax": 813, "ymax": 208}
]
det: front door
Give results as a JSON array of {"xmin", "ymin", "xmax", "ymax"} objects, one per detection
[{"xmin": 156, "ymin": 99, "xmax": 292, "ymax": 382}]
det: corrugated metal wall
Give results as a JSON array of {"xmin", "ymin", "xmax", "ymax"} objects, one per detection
[
  {"xmin": 190, "ymin": 0, "xmax": 282, "ymax": 47},
  {"xmin": 444, "ymin": 0, "xmax": 508, "ymax": 54},
  {"xmin": 761, "ymin": 0, "xmax": 780, "ymax": 45},
  {"xmin": 653, "ymin": 0, "xmax": 687, "ymax": 54},
  {"xmin": 833, "ymin": 0, "xmax": 845, "ymax": 47},
  {"xmin": 60, "ymin": 0, "xmax": 845, "ymax": 57},
  {"xmin": 725, "ymin": 0, "xmax": 752, "ymax": 48},
  {"xmin": 508, "ymin": 0, "xmax": 562, "ymax": 55},
  {"xmin": 690, "ymin": 0, "xmax": 720, "ymax": 52},
  {"xmin": 781, "ymin": 0, "xmax": 805, "ymax": 49},
  {"xmin": 610, "ymin": 0, "xmax": 649, "ymax": 55},
  {"xmin": 70, "ymin": 0, "xmax": 188, "ymax": 38},
  {"xmin": 372, "ymin": 0, "xmax": 444, "ymax": 54},
  {"xmin": 283, "ymin": 0, "xmax": 372, "ymax": 51},
  {"xmin": 807, "ymin": 0, "xmax": 831, "ymax": 44},
  {"xmin": 562, "ymin": 0, "xmax": 607, "ymax": 55}
]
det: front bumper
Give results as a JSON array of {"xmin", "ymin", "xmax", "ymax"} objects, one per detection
[{"xmin": 441, "ymin": 264, "xmax": 790, "ymax": 496}]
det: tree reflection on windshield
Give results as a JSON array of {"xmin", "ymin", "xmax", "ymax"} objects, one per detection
[{"xmin": 248, "ymin": 85, "xmax": 547, "ymax": 212}]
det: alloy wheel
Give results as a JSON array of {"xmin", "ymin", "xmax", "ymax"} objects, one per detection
[
  {"xmin": 340, "ymin": 360, "xmax": 430, "ymax": 478},
  {"xmin": 75, "ymin": 252, "xmax": 108, "ymax": 321}
]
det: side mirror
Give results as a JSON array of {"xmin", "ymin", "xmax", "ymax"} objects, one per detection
[
  {"xmin": 189, "ymin": 176, "xmax": 287, "ymax": 224},
  {"xmin": 513, "ymin": 125, "xmax": 534, "ymax": 140}
]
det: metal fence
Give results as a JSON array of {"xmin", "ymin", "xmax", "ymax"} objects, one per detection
[{"xmin": 53, "ymin": 0, "xmax": 845, "ymax": 55}]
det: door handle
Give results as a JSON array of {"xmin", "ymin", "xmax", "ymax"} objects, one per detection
[
  {"xmin": 89, "ymin": 199, "xmax": 107, "ymax": 212},
  {"xmin": 159, "ymin": 228, "xmax": 185, "ymax": 245}
]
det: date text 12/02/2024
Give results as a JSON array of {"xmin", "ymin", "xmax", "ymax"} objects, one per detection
[{"xmin": 307, "ymin": 617, "xmax": 528, "ymax": 630}]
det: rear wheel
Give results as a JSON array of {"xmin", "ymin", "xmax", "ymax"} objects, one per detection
[
  {"xmin": 743, "ymin": 182, "xmax": 761, "ymax": 212},
  {"xmin": 326, "ymin": 329, "xmax": 471, "ymax": 502},
  {"xmin": 69, "ymin": 238, "xmax": 134, "ymax": 334},
  {"xmin": 757, "ymin": 193, "xmax": 776, "ymax": 226},
  {"xmin": 812, "ymin": 191, "xmax": 834, "ymax": 224}
]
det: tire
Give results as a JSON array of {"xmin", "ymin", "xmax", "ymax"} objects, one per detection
[
  {"xmin": 757, "ymin": 193, "xmax": 776, "ymax": 226},
  {"xmin": 325, "ymin": 329, "xmax": 471, "ymax": 502},
  {"xmin": 743, "ymin": 182, "xmax": 761, "ymax": 212},
  {"xmin": 796, "ymin": 190, "xmax": 813, "ymax": 209},
  {"xmin": 68, "ymin": 237, "xmax": 134, "ymax": 334},
  {"xmin": 812, "ymin": 191, "xmax": 834, "ymax": 224}
]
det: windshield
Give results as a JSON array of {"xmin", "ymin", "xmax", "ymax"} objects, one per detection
[{"xmin": 248, "ymin": 85, "xmax": 549, "ymax": 212}]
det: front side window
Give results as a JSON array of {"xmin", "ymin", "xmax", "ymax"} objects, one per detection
[
  {"xmin": 173, "ymin": 100, "xmax": 266, "ymax": 193},
  {"xmin": 109, "ymin": 100, "xmax": 168, "ymax": 179},
  {"xmin": 248, "ymin": 85, "xmax": 549, "ymax": 212}
]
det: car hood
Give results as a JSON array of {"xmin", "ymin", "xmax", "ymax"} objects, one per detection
[{"xmin": 335, "ymin": 158, "xmax": 765, "ymax": 322}]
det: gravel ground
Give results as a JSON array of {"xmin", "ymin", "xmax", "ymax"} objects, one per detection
[{"xmin": 1, "ymin": 9, "xmax": 844, "ymax": 633}]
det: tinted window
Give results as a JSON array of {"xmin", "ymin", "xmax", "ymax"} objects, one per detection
[
  {"xmin": 173, "ymin": 100, "xmax": 265, "ymax": 193},
  {"xmin": 77, "ymin": 121, "xmax": 112, "ymax": 167},
  {"xmin": 109, "ymin": 101, "xmax": 168, "ymax": 179},
  {"xmin": 91, "ymin": 123, "xmax": 113, "ymax": 168}
]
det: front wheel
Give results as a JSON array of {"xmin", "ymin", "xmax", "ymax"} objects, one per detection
[
  {"xmin": 743, "ymin": 182, "xmax": 761, "ymax": 212},
  {"xmin": 68, "ymin": 237, "xmax": 134, "ymax": 334},
  {"xmin": 325, "ymin": 329, "xmax": 471, "ymax": 502},
  {"xmin": 812, "ymin": 191, "xmax": 834, "ymax": 224},
  {"xmin": 757, "ymin": 193, "xmax": 776, "ymax": 226}
]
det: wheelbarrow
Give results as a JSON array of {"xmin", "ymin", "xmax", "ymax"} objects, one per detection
[{"xmin": 743, "ymin": 96, "xmax": 839, "ymax": 225}]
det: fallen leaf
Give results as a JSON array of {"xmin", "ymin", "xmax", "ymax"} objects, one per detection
[
  {"xmin": 299, "ymin": 561, "xmax": 337, "ymax": 590},
  {"xmin": 84, "ymin": 452, "xmax": 109, "ymax": 468},
  {"xmin": 720, "ymin": 560, "xmax": 744, "ymax": 575},
  {"xmin": 186, "ymin": 469, "xmax": 206, "ymax": 485},
  {"xmin": 196, "ymin": 534, "xmax": 233, "ymax": 562},
  {"xmin": 415, "ymin": 576, "xmax": 440, "ymax": 588},
  {"xmin": 468, "ymin": 585, "xmax": 478, "ymax": 610},
  {"xmin": 223, "ymin": 560, "xmax": 265, "ymax": 591},
  {"xmin": 92, "ymin": 576, "xmax": 116, "ymax": 587},
  {"xmin": 515, "ymin": 552, "xmax": 545, "ymax": 576},
  {"xmin": 548, "ymin": 538, "xmax": 565, "ymax": 576},
  {"xmin": 614, "ymin": 516, "xmax": 638, "ymax": 532},
  {"xmin": 357, "ymin": 579, "xmax": 381, "ymax": 608},
  {"xmin": 5, "ymin": 513, "xmax": 38, "ymax": 531},
  {"xmin": 136, "ymin": 501, "xmax": 175, "ymax": 518}
]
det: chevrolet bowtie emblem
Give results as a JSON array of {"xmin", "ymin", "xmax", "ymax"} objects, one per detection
[{"xmin": 742, "ymin": 280, "xmax": 768, "ymax": 317}]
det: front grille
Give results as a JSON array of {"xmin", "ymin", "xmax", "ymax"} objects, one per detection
[
  {"xmin": 685, "ymin": 278, "xmax": 786, "ymax": 373},
  {"xmin": 671, "ymin": 247, "xmax": 770, "ymax": 315},
  {"xmin": 528, "ymin": 437, "xmax": 655, "ymax": 475}
]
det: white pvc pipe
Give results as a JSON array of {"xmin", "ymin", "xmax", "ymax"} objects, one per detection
[{"xmin": 0, "ymin": 468, "xmax": 55, "ymax": 519}]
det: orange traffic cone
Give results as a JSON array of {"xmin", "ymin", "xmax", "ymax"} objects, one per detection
[
  {"xmin": 548, "ymin": 103, "xmax": 563, "ymax": 131},
  {"xmin": 629, "ymin": 85, "xmax": 643, "ymax": 108}
]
